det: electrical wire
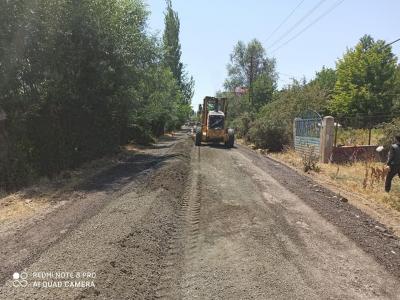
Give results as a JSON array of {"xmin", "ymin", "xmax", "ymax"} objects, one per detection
[
  {"xmin": 270, "ymin": 0, "xmax": 345, "ymax": 54},
  {"xmin": 387, "ymin": 37, "xmax": 400, "ymax": 47},
  {"xmin": 265, "ymin": 0, "xmax": 306, "ymax": 43},
  {"xmin": 267, "ymin": 0, "xmax": 328, "ymax": 50}
]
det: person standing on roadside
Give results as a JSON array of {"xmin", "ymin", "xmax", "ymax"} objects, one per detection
[{"xmin": 385, "ymin": 135, "xmax": 400, "ymax": 192}]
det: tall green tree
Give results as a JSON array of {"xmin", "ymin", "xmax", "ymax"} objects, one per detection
[
  {"xmin": 310, "ymin": 66, "xmax": 337, "ymax": 94},
  {"xmin": 0, "ymin": 0, "xmax": 194, "ymax": 190},
  {"xmin": 163, "ymin": 0, "xmax": 194, "ymax": 104},
  {"xmin": 330, "ymin": 35, "xmax": 398, "ymax": 127},
  {"xmin": 391, "ymin": 64, "xmax": 400, "ymax": 111},
  {"xmin": 247, "ymin": 78, "xmax": 329, "ymax": 150},
  {"xmin": 224, "ymin": 39, "xmax": 277, "ymax": 107}
]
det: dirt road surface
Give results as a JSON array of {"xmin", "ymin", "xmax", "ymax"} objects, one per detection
[{"xmin": 0, "ymin": 130, "xmax": 399, "ymax": 299}]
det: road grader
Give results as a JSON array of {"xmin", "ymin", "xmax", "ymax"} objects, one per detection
[{"xmin": 194, "ymin": 96, "xmax": 234, "ymax": 148}]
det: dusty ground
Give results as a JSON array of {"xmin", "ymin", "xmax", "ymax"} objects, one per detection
[
  {"xmin": 269, "ymin": 148, "xmax": 400, "ymax": 236},
  {"xmin": 0, "ymin": 131, "xmax": 399, "ymax": 299}
]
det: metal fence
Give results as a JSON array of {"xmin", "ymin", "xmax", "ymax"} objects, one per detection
[{"xmin": 294, "ymin": 117, "xmax": 321, "ymax": 154}]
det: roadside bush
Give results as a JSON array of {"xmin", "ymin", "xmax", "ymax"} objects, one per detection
[
  {"xmin": 247, "ymin": 118, "xmax": 289, "ymax": 151},
  {"xmin": 229, "ymin": 112, "xmax": 253, "ymax": 141},
  {"xmin": 378, "ymin": 118, "xmax": 400, "ymax": 148},
  {"xmin": 126, "ymin": 124, "xmax": 154, "ymax": 145},
  {"xmin": 0, "ymin": 0, "xmax": 192, "ymax": 191},
  {"xmin": 301, "ymin": 146, "xmax": 320, "ymax": 173}
]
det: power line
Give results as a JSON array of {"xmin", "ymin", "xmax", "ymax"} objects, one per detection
[
  {"xmin": 374, "ymin": 37, "xmax": 400, "ymax": 52},
  {"xmin": 387, "ymin": 37, "xmax": 400, "ymax": 47},
  {"xmin": 267, "ymin": 0, "xmax": 328, "ymax": 50},
  {"xmin": 265, "ymin": 0, "xmax": 306, "ymax": 43},
  {"xmin": 270, "ymin": 0, "xmax": 345, "ymax": 54}
]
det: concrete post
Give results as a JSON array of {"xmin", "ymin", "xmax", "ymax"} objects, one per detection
[
  {"xmin": 320, "ymin": 116, "xmax": 334, "ymax": 163},
  {"xmin": 293, "ymin": 118, "xmax": 299, "ymax": 150}
]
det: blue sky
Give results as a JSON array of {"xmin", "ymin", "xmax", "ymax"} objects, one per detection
[{"xmin": 145, "ymin": 0, "xmax": 400, "ymax": 109}]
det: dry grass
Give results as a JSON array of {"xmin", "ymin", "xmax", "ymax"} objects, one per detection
[
  {"xmin": 335, "ymin": 128, "xmax": 384, "ymax": 146},
  {"xmin": 0, "ymin": 195, "xmax": 50, "ymax": 224},
  {"xmin": 271, "ymin": 149, "xmax": 400, "ymax": 212},
  {"xmin": 0, "ymin": 142, "xmax": 145, "ymax": 226}
]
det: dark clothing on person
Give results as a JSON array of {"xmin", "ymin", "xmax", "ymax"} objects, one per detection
[
  {"xmin": 385, "ymin": 143, "xmax": 400, "ymax": 192},
  {"xmin": 387, "ymin": 143, "xmax": 400, "ymax": 166},
  {"xmin": 385, "ymin": 166, "xmax": 400, "ymax": 192}
]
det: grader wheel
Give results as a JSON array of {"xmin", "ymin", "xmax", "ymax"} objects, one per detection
[{"xmin": 195, "ymin": 130, "xmax": 202, "ymax": 146}]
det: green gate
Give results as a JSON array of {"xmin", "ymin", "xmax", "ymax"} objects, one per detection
[{"xmin": 294, "ymin": 112, "xmax": 321, "ymax": 155}]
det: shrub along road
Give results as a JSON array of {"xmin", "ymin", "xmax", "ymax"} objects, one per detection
[{"xmin": 0, "ymin": 130, "xmax": 399, "ymax": 299}]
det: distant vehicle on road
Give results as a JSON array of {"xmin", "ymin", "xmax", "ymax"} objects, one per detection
[{"xmin": 194, "ymin": 97, "xmax": 234, "ymax": 148}]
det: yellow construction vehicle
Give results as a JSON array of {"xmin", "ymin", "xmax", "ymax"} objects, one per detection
[{"xmin": 195, "ymin": 96, "xmax": 234, "ymax": 148}]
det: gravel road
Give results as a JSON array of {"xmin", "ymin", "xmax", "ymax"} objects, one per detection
[{"xmin": 0, "ymin": 131, "xmax": 399, "ymax": 299}]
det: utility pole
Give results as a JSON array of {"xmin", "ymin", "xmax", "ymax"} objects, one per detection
[{"xmin": 249, "ymin": 55, "xmax": 254, "ymax": 104}]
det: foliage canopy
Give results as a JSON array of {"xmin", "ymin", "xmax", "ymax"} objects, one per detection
[{"xmin": 0, "ymin": 0, "xmax": 193, "ymax": 190}]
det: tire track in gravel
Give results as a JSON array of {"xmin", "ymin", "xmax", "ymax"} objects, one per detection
[
  {"xmin": 0, "ymin": 156, "xmax": 163, "ymax": 287},
  {"xmin": 168, "ymin": 144, "xmax": 400, "ymax": 299},
  {"xmin": 155, "ymin": 145, "xmax": 203, "ymax": 299},
  {"xmin": 236, "ymin": 144, "xmax": 400, "ymax": 280},
  {"xmin": 0, "ymin": 132, "xmax": 193, "ymax": 300}
]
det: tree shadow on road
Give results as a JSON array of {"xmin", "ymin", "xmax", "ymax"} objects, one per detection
[
  {"xmin": 76, "ymin": 152, "xmax": 180, "ymax": 193},
  {"xmin": 75, "ymin": 133, "xmax": 192, "ymax": 193}
]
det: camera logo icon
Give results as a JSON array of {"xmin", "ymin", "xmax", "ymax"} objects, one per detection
[{"xmin": 12, "ymin": 272, "xmax": 28, "ymax": 287}]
